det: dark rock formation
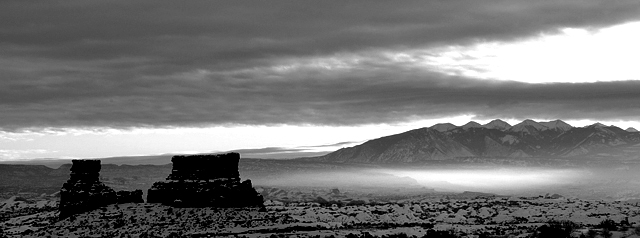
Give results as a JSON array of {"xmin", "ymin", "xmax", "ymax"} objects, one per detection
[
  {"xmin": 168, "ymin": 154, "xmax": 240, "ymax": 180},
  {"xmin": 59, "ymin": 160, "xmax": 143, "ymax": 219},
  {"xmin": 147, "ymin": 152, "xmax": 263, "ymax": 208}
]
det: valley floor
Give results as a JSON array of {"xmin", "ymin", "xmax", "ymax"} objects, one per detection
[{"xmin": 3, "ymin": 191, "xmax": 640, "ymax": 238}]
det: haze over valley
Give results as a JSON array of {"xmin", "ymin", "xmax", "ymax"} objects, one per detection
[{"xmin": 4, "ymin": 119, "xmax": 640, "ymax": 200}]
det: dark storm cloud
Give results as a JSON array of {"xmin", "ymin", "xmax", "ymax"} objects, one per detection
[
  {"xmin": 3, "ymin": 0, "xmax": 640, "ymax": 67},
  {"xmin": 3, "ymin": 61, "xmax": 640, "ymax": 131},
  {"xmin": 1, "ymin": 0, "xmax": 640, "ymax": 131}
]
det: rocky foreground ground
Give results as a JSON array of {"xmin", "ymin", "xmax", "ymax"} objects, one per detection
[{"xmin": 3, "ymin": 191, "xmax": 640, "ymax": 238}]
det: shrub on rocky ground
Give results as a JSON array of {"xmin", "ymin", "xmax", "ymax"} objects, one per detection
[{"xmin": 531, "ymin": 220, "xmax": 579, "ymax": 238}]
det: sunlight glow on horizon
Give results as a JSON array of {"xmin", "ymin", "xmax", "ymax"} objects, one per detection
[
  {"xmin": 421, "ymin": 21, "xmax": 640, "ymax": 83},
  {"xmin": 244, "ymin": 21, "xmax": 640, "ymax": 85},
  {"xmin": 1, "ymin": 115, "xmax": 639, "ymax": 162},
  {"xmin": 0, "ymin": 116, "xmax": 474, "ymax": 161}
]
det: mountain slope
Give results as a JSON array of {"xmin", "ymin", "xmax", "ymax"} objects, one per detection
[
  {"xmin": 320, "ymin": 128, "xmax": 475, "ymax": 162},
  {"xmin": 316, "ymin": 119, "xmax": 640, "ymax": 163}
]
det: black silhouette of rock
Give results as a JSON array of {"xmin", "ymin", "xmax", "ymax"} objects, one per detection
[
  {"xmin": 59, "ymin": 160, "xmax": 143, "ymax": 219},
  {"xmin": 147, "ymin": 152, "xmax": 263, "ymax": 208}
]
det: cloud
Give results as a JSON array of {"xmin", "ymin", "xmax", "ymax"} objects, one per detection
[
  {"xmin": 225, "ymin": 147, "xmax": 328, "ymax": 159},
  {"xmin": 1, "ymin": 1, "xmax": 640, "ymax": 131},
  {"xmin": 0, "ymin": 149, "xmax": 54, "ymax": 161},
  {"xmin": 2, "ymin": 57, "xmax": 640, "ymax": 131},
  {"xmin": 226, "ymin": 141, "xmax": 366, "ymax": 159},
  {"xmin": 419, "ymin": 22, "xmax": 640, "ymax": 83},
  {"xmin": 3, "ymin": 1, "xmax": 639, "ymax": 68},
  {"xmin": 303, "ymin": 141, "xmax": 363, "ymax": 149},
  {"xmin": 229, "ymin": 147, "xmax": 307, "ymax": 155}
]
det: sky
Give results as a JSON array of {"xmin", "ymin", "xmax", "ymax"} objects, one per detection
[{"xmin": 2, "ymin": 0, "xmax": 640, "ymax": 161}]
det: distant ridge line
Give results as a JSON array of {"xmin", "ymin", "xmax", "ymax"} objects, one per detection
[
  {"xmin": 312, "ymin": 119, "xmax": 640, "ymax": 163},
  {"xmin": 431, "ymin": 119, "xmax": 579, "ymax": 132}
]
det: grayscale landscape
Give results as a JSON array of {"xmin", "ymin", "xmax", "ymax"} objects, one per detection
[{"xmin": 2, "ymin": 1, "xmax": 640, "ymax": 238}]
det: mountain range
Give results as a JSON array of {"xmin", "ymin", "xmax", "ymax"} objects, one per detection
[{"xmin": 313, "ymin": 119, "xmax": 640, "ymax": 163}]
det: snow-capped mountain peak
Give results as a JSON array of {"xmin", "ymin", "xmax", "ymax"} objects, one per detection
[{"xmin": 483, "ymin": 119, "xmax": 512, "ymax": 130}]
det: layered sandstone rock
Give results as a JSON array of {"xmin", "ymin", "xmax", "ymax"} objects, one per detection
[
  {"xmin": 147, "ymin": 152, "xmax": 263, "ymax": 207},
  {"xmin": 59, "ymin": 160, "xmax": 143, "ymax": 219}
]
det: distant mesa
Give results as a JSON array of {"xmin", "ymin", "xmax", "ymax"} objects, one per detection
[
  {"xmin": 147, "ymin": 152, "xmax": 264, "ymax": 208},
  {"xmin": 59, "ymin": 160, "xmax": 143, "ymax": 219}
]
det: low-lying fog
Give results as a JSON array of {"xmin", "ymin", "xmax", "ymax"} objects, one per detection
[
  {"xmin": 248, "ymin": 162, "xmax": 640, "ymax": 200},
  {"xmin": 381, "ymin": 167, "xmax": 583, "ymax": 194}
]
